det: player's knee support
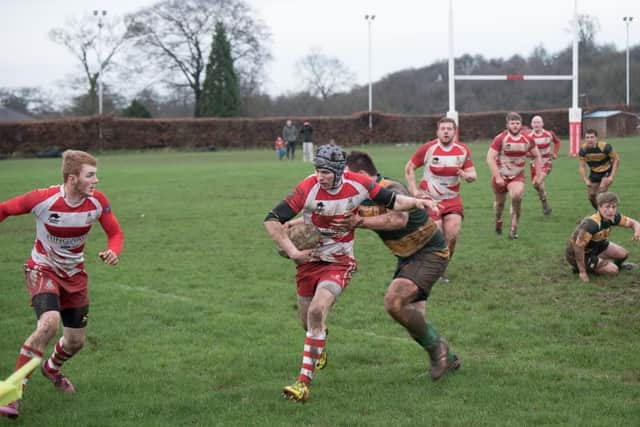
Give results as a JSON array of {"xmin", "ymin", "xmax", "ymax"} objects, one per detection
[
  {"xmin": 60, "ymin": 305, "xmax": 89, "ymax": 329},
  {"xmin": 32, "ymin": 293, "xmax": 60, "ymax": 319},
  {"xmin": 317, "ymin": 281, "xmax": 342, "ymax": 297}
]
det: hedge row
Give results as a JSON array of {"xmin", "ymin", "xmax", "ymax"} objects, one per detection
[{"xmin": 0, "ymin": 109, "xmax": 571, "ymax": 157}]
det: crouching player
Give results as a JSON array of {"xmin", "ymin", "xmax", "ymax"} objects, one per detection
[{"xmin": 565, "ymin": 192, "xmax": 639, "ymax": 283}]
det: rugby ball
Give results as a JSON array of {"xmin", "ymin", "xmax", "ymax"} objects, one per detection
[{"xmin": 277, "ymin": 223, "xmax": 321, "ymax": 258}]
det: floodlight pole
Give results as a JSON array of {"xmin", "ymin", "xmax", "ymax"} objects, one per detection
[
  {"xmin": 365, "ymin": 14, "xmax": 375, "ymax": 130},
  {"xmin": 94, "ymin": 10, "xmax": 107, "ymax": 116},
  {"xmin": 446, "ymin": 0, "xmax": 459, "ymax": 144},
  {"xmin": 623, "ymin": 17, "xmax": 633, "ymax": 106}
]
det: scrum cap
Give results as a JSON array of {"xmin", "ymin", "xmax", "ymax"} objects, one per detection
[{"xmin": 313, "ymin": 144, "xmax": 346, "ymax": 182}]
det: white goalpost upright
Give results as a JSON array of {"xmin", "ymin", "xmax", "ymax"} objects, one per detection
[{"xmin": 447, "ymin": 0, "xmax": 582, "ymax": 156}]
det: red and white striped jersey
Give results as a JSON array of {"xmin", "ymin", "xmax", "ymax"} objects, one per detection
[
  {"xmin": 0, "ymin": 185, "xmax": 124, "ymax": 277},
  {"xmin": 490, "ymin": 131, "xmax": 536, "ymax": 177},
  {"xmin": 526, "ymin": 129, "xmax": 560, "ymax": 165},
  {"xmin": 286, "ymin": 171, "xmax": 382, "ymax": 262},
  {"xmin": 410, "ymin": 139, "xmax": 474, "ymax": 201}
]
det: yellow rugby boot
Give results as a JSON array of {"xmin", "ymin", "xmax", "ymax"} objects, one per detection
[
  {"xmin": 281, "ymin": 380, "xmax": 310, "ymax": 402},
  {"xmin": 315, "ymin": 348, "xmax": 328, "ymax": 370}
]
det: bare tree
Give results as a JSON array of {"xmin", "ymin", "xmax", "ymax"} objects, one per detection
[
  {"xmin": 295, "ymin": 48, "xmax": 356, "ymax": 100},
  {"xmin": 565, "ymin": 14, "xmax": 600, "ymax": 49},
  {"xmin": 0, "ymin": 87, "xmax": 58, "ymax": 118},
  {"xmin": 49, "ymin": 12, "xmax": 137, "ymax": 115},
  {"xmin": 128, "ymin": 0, "xmax": 271, "ymax": 117}
]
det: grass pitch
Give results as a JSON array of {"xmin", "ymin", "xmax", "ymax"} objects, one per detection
[{"xmin": 0, "ymin": 138, "xmax": 639, "ymax": 426}]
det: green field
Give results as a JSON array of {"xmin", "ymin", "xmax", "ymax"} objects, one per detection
[{"xmin": 1, "ymin": 138, "xmax": 639, "ymax": 426}]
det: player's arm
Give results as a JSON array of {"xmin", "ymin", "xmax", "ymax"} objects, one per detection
[
  {"xmin": 360, "ymin": 211, "xmax": 409, "ymax": 231},
  {"xmin": 0, "ymin": 190, "xmax": 43, "ymax": 222},
  {"xmin": 608, "ymin": 150, "xmax": 619, "ymax": 182},
  {"xmin": 573, "ymin": 229, "xmax": 591, "ymax": 282},
  {"xmin": 551, "ymin": 131, "xmax": 561, "ymax": 159},
  {"xmin": 620, "ymin": 216, "xmax": 640, "ymax": 241},
  {"xmin": 370, "ymin": 187, "xmax": 439, "ymax": 214},
  {"xmin": 403, "ymin": 159, "xmax": 421, "ymax": 197},
  {"xmin": 458, "ymin": 165, "xmax": 477, "ymax": 183},
  {"xmin": 486, "ymin": 147, "xmax": 502, "ymax": 180},
  {"xmin": 578, "ymin": 157, "xmax": 590, "ymax": 185},
  {"xmin": 530, "ymin": 145, "xmax": 544, "ymax": 185},
  {"xmin": 98, "ymin": 208, "xmax": 124, "ymax": 266},
  {"xmin": 332, "ymin": 209, "xmax": 408, "ymax": 232},
  {"xmin": 264, "ymin": 200, "xmax": 309, "ymax": 264}
]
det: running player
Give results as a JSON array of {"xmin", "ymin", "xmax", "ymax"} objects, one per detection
[
  {"xmin": 487, "ymin": 112, "xmax": 543, "ymax": 240},
  {"xmin": 264, "ymin": 144, "xmax": 439, "ymax": 402},
  {"xmin": 0, "ymin": 150, "xmax": 124, "ymax": 419},
  {"xmin": 526, "ymin": 115, "xmax": 561, "ymax": 215}
]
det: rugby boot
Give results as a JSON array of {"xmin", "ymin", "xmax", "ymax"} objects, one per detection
[
  {"xmin": 315, "ymin": 348, "xmax": 328, "ymax": 370},
  {"xmin": 0, "ymin": 401, "xmax": 19, "ymax": 419},
  {"xmin": 427, "ymin": 340, "xmax": 460, "ymax": 381},
  {"xmin": 495, "ymin": 220, "xmax": 503, "ymax": 235},
  {"xmin": 541, "ymin": 196, "xmax": 552, "ymax": 216},
  {"xmin": 439, "ymin": 275, "xmax": 450, "ymax": 284},
  {"xmin": 620, "ymin": 262, "xmax": 638, "ymax": 271},
  {"xmin": 41, "ymin": 365, "xmax": 76, "ymax": 394},
  {"xmin": 509, "ymin": 227, "xmax": 518, "ymax": 240},
  {"xmin": 281, "ymin": 380, "xmax": 310, "ymax": 403}
]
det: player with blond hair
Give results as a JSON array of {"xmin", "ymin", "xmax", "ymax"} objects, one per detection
[{"xmin": 0, "ymin": 150, "xmax": 124, "ymax": 419}]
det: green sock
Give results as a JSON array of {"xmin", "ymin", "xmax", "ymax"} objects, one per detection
[
  {"xmin": 614, "ymin": 257, "xmax": 627, "ymax": 269},
  {"xmin": 413, "ymin": 322, "xmax": 440, "ymax": 349}
]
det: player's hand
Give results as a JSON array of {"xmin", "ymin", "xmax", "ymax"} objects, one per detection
[
  {"xmin": 632, "ymin": 231, "xmax": 640, "ymax": 241},
  {"xmin": 415, "ymin": 198, "xmax": 440, "ymax": 215},
  {"xmin": 601, "ymin": 176, "xmax": 613, "ymax": 187},
  {"xmin": 457, "ymin": 169, "xmax": 473, "ymax": 182},
  {"xmin": 98, "ymin": 249, "xmax": 119, "ymax": 266},
  {"xmin": 534, "ymin": 176, "xmax": 544, "ymax": 187},
  {"xmin": 579, "ymin": 271, "xmax": 589, "ymax": 283},
  {"xmin": 289, "ymin": 249, "xmax": 313, "ymax": 266},
  {"xmin": 495, "ymin": 176, "xmax": 505, "ymax": 187},
  {"xmin": 331, "ymin": 213, "xmax": 361, "ymax": 231},
  {"xmin": 552, "ymin": 153, "xmax": 558, "ymax": 159}
]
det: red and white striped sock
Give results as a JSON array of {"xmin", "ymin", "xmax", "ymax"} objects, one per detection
[
  {"xmin": 44, "ymin": 338, "xmax": 74, "ymax": 375},
  {"xmin": 15, "ymin": 345, "xmax": 43, "ymax": 388},
  {"xmin": 297, "ymin": 331, "xmax": 326, "ymax": 385}
]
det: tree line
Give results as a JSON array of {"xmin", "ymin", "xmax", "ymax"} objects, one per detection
[{"xmin": 1, "ymin": 3, "xmax": 638, "ymax": 119}]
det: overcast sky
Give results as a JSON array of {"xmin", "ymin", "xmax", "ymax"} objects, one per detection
[{"xmin": 0, "ymin": 0, "xmax": 638, "ymax": 97}]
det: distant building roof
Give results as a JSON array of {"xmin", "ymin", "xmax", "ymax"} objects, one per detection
[
  {"xmin": 0, "ymin": 106, "xmax": 34, "ymax": 122},
  {"xmin": 583, "ymin": 110, "xmax": 632, "ymax": 119}
]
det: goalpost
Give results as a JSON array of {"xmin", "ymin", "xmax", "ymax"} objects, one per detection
[{"xmin": 446, "ymin": 0, "xmax": 582, "ymax": 156}]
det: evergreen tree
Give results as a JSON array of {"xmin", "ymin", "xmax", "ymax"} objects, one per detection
[
  {"xmin": 200, "ymin": 22, "xmax": 241, "ymax": 117},
  {"xmin": 122, "ymin": 99, "xmax": 152, "ymax": 118}
]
